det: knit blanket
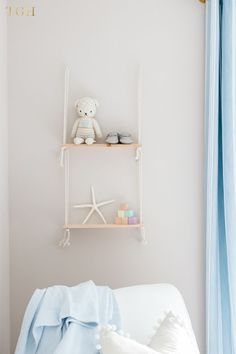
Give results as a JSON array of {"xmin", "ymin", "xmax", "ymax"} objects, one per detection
[{"xmin": 15, "ymin": 281, "xmax": 121, "ymax": 354}]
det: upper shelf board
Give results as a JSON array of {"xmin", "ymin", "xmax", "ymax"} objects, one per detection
[{"xmin": 62, "ymin": 143, "xmax": 142, "ymax": 148}]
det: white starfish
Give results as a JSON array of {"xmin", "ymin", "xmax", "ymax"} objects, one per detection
[{"xmin": 73, "ymin": 185, "xmax": 115, "ymax": 224}]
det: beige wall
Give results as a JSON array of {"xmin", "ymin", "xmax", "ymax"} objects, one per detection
[
  {"xmin": 8, "ymin": 0, "xmax": 205, "ymax": 352},
  {"xmin": 0, "ymin": 1, "xmax": 10, "ymax": 353}
]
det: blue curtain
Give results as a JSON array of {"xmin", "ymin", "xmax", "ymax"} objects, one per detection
[{"xmin": 206, "ymin": 1, "xmax": 236, "ymax": 354}]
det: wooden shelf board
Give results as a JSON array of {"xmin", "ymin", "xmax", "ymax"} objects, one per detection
[
  {"xmin": 64, "ymin": 224, "xmax": 143, "ymax": 229},
  {"xmin": 62, "ymin": 143, "xmax": 141, "ymax": 149}
]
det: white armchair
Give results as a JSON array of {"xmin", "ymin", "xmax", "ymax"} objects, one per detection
[{"xmin": 114, "ymin": 284, "xmax": 195, "ymax": 345}]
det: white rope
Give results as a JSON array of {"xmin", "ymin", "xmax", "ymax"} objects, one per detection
[
  {"xmin": 135, "ymin": 147, "xmax": 141, "ymax": 161},
  {"xmin": 59, "ymin": 149, "xmax": 70, "ymax": 247},
  {"xmin": 137, "ymin": 65, "xmax": 146, "ymax": 244},
  {"xmin": 59, "ymin": 146, "xmax": 66, "ymax": 167},
  {"xmin": 59, "ymin": 229, "xmax": 71, "ymax": 247},
  {"xmin": 141, "ymin": 225, "xmax": 147, "ymax": 245},
  {"xmin": 138, "ymin": 64, "xmax": 143, "ymax": 145},
  {"xmin": 59, "ymin": 67, "xmax": 71, "ymax": 248},
  {"xmin": 136, "ymin": 147, "xmax": 146, "ymax": 246},
  {"xmin": 59, "ymin": 234, "xmax": 66, "ymax": 247},
  {"xmin": 63, "ymin": 67, "xmax": 70, "ymax": 145},
  {"xmin": 65, "ymin": 149, "xmax": 70, "ymax": 227},
  {"xmin": 137, "ymin": 148, "xmax": 143, "ymax": 225},
  {"xmin": 63, "ymin": 229, "xmax": 71, "ymax": 247}
]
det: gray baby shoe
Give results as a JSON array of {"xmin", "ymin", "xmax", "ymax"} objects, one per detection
[
  {"xmin": 105, "ymin": 132, "xmax": 119, "ymax": 144},
  {"xmin": 119, "ymin": 132, "xmax": 133, "ymax": 144}
]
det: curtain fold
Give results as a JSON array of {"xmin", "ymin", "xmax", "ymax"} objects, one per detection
[{"xmin": 206, "ymin": 1, "xmax": 236, "ymax": 353}]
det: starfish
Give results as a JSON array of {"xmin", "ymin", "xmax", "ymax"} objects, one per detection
[{"xmin": 73, "ymin": 185, "xmax": 115, "ymax": 224}]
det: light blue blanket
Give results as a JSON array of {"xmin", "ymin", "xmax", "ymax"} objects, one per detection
[{"xmin": 15, "ymin": 281, "xmax": 121, "ymax": 354}]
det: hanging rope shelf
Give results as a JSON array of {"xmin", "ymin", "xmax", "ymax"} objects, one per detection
[{"xmin": 59, "ymin": 66, "xmax": 146, "ymax": 247}]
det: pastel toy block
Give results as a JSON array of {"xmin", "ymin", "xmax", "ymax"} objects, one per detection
[
  {"xmin": 118, "ymin": 210, "xmax": 125, "ymax": 218},
  {"xmin": 128, "ymin": 216, "xmax": 138, "ymax": 225},
  {"xmin": 124, "ymin": 209, "xmax": 134, "ymax": 217},
  {"xmin": 115, "ymin": 217, "xmax": 122, "ymax": 225},
  {"xmin": 121, "ymin": 217, "xmax": 128, "ymax": 225},
  {"xmin": 120, "ymin": 203, "xmax": 129, "ymax": 210}
]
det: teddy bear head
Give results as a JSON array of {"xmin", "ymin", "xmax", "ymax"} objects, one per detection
[{"xmin": 74, "ymin": 97, "xmax": 99, "ymax": 118}]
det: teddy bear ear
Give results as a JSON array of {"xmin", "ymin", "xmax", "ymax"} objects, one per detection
[
  {"xmin": 93, "ymin": 99, "xmax": 99, "ymax": 107},
  {"xmin": 74, "ymin": 99, "xmax": 80, "ymax": 108}
]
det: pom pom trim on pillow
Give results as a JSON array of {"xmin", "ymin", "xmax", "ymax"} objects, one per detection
[
  {"xmin": 148, "ymin": 311, "xmax": 200, "ymax": 354},
  {"xmin": 97, "ymin": 325, "xmax": 160, "ymax": 354},
  {"xmin": 96, "ymin": 311, "xmax": 200, "ymax": 354}
]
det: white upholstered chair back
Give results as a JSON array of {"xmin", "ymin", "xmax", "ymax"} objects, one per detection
[{"xmin": 114, "ymin": 284, "xmax": 193, "ymax": 345}]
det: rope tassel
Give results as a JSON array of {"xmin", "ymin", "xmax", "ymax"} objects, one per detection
[{"xmin": 59, "ymin": 228, "xmax": 71, "ymax": 247}]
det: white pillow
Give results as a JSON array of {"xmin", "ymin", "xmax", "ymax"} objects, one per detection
[
  {"xmin": 99, "ymin": 327, "xmax": 160, "ymax": 354},
  {"xmin": 149, "ymin": 312, "xmax": 200, "ymax": 354}
]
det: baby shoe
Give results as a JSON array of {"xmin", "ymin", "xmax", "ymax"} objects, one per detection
[
  {"xmin": 105, "ymin": 132, "xmax": 119, "ymax": 144},
  {"xmin": 119, "ymin": 132, "xmax": 133, "ymax": 144}
]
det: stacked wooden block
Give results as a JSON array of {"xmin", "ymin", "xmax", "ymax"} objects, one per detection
[{"xmin": 115, "ymin": 204, "xmax": 138, "ymax": 225}]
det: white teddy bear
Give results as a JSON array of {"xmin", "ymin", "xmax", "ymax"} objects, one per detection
[{"xmin": 71, "ymin": 97, "xmax": 103, "ymax": 144}]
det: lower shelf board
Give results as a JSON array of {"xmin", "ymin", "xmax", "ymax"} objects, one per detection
[{"xmin": 64, "ymin": 224, "xmax": 143, "ymax": 229}]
